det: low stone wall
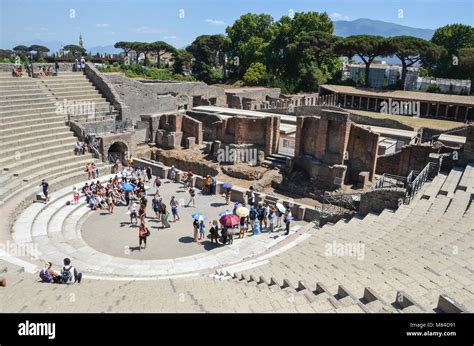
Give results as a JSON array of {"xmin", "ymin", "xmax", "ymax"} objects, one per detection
[
  {"xmin": 84, "ymin": 62, "xmax": 131, "ymax": 121},
  {"xmin": 152, "ymin": 150, "xmax": 219, "ymax": 177},
  {"xmin": 359, "ymin": 188, "xmax": 406, "ymax": 216},
  {"xmin": 132, "ymin": 157, "xmax": 321, "ymax": 222}
]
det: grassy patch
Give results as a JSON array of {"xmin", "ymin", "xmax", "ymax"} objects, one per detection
[{"xmin": 349, "ymin": 109, "xmax": 463, "ymax": 131}]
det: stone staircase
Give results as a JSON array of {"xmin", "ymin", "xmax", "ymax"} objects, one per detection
[
  {"xmin": 37, "ymin": 71, "xmax": 117, "ymax": 122},
  {"xmin": 216, "ymin": 164, "xmax": 474, "ymax": 313},
  {"xmin": 0, "ymin": 71, "xmax": 113, "ymax": 267},
  {"xmin": 262, "ymin": 152, "xmax": 290, "ymax": 168}
]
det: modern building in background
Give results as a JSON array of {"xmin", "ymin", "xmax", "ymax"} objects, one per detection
[{"xmin": 344, "ymin": 62, "xmax": 471, "ymax": 95}]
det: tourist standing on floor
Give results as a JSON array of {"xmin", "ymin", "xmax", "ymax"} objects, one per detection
[
  {"xmin": 146, "ymin": 166, "xmax": 152, "ymax": 182},
  {"xmin": 248, "ymin": 186, "xmax": 255, "ymax": 207},
  {"xmin": 224, "ymin": 187, "xmax": 231, "ymax": 205},
  {"xmin": 284, "ymin": 207, "xmax": 292, "ymax": 235},
  {"xmin": 128, "ymin": 200, "xmax": 138, "ymax": 224},
  {"xmin": 239, "ymin": 216, "xmax": 248, "ymax": 238},
  {"xmin": 161, "ymin": 204, "xmax": 171, "ymax": 228},
  {"xmin": 204, "ymin": 175, "xmax": 212, "ymax": 195},
  {"xmin": 40, "ymin": 179, "xmax": 50, "ymax": 202},
  {"xmin": 72, "ymin": 186, "xmax": 80, "ymax": 205},
  {"xmin": 227, "ymin": 226, "xmax": 235, "ymax": 245},
  {"xmin": 209, "ymin": 220, "xmax": 219, "ymax": 244},
  {"xmin": 80, "ymin": 56, "xmax": 86, "ymax": 71},
  {"xmin": 152, "ymin": 194, "xmax": 161, "ymax": 221},
  {"xmin": 92, "ymin": 162, "xmax": 99, "ymax": 178},
  {"xmin": 138, "ymin": 222, "xmax": 150, "ymax": 250},
  {"xmin": 268, "ymin": 206, "xmax": 276, "ymax": 233},
  {"xmin": 138, "ymin": 204, "xmax": 146, "ymax": 224},
  {"xmin": 170, "ymin": 165, "xmax": 177, "ymax": 182},
  {"xmin": 221, "ymin": 226, "xmax": 228, "ymax": 245},
  {"xmin": 154, "ymin": 176, "xmax": 162, "ymax": 197},
  {"xmin": 193, "ymin": 219, "xmax": 199, "ymax": 242},
  {"xmin": 54, "ymin": 61, "xmax": 59, "ymax": 76},
  {"xmin": 170, "ymin": 196, "xmax": 180, "ymax": 222},
  {"xmin": 210, "ymin": 176, "xmax": 217, "ymax": 195},
  {"xmin": 198, "ymin": 220, "xmax": 206, "ymax": 240},
  {"xmin": 187, "ymin": 187, "xmax": 196, "ymax": 207},
  {"xmin": 275, "ymin": 208, "xmax": 282, "ymax": 228}
]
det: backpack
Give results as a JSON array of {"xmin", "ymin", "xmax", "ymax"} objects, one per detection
[
  {"xmin": 249, "ymin": 209, "xmax": 257, "ymax": 220},
  {"xmin": 39, "ymin": 269, "xmax": 53, "ymax": 283},
  {"xmin": 257, "ymin": 209, "xmax": 265, "ymax": 220},
  {"xmin": 61, "ymin": 267, "xmax": 74, "ymax": 284}
]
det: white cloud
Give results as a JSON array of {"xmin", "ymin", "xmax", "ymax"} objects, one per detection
[
  {"xmin": 132, "ymin": 26, "xmax": 166, "ymax": 34},
  {"xmin": 96, "ymin": 23, "xmax": 110, "ymax": 28},
  {"xmin": 164, "ymin": 35, "xmax": 177, "ymax": 40},
  {"xmin": 205, "ymin": 19, "xmax": 227, "ymax": 26},
  {"xmin": 330, "ymin": 12, "xmax": 350, "ymax": 21}
]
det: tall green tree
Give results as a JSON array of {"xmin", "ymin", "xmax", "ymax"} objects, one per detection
[
  {"xmin": 28, "ymin": 45, "xmax": 50, "ymax": 61},
  {"xmin": 268, "ymin": 11, "xmax": 335, "ymax": 88},
  {"xmin": 63, "ymin": 44, "xmax": 86, "ymax": 57},
  {"xmin": 425, "ymin": 24, "xmax": 474, "ymax": 79},
  {"xmin": 388, "ymin": 36, "xmax": 442, "ymax": 89},
  {"xmin": 114, "ymin": 41, "xmax": 134, "ymax": 59},
  {"xmin": 225, "ymin": 13, "xmax": 274, "ymax": 79},
  {"xmin": 286, "ymin": 31, "xmax": 340, "ymax": 91},
  {"xmin": 172, "ymin": 49, "xmax": 193, "ymax": 75},
  {"xmin": 335, "ymin": 35, "xmax": 390, "ymax": 87},
  {"xmin": 458, "ymin": 48, "xmax": 474, "ymax": 94},
  {"xmin": 187, "ymin": 34, "xmax": 227, "ymax": 83},
  {"xmin": 148, "ymin": 41, "xmax": 176, "ymax": 67},
  {"xmin": 12, "ymin": 45, "xmax": 29, "ymax": 58}
]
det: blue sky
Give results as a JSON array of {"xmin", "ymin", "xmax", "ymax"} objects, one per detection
[{"xmin": 0, "ymin": 0, "xmax": 473, "ymax": 49}]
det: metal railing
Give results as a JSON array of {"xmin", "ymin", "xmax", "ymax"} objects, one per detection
[
  {"xmin": 406, "ymin": 162, "xmax": 435, "ymax": 201},
  {"xmin": 369, "ymin": 173, "xmax": 407, "ymax": 191}
]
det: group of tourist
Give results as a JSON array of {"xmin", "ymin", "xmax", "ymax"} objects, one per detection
[
  {"xmin": 11, "ymin": 64, "xmax": 24, "ymax": 77},
  {"xmin": 85, "ymin": 162, "xmax": 100, "ymax": 180},
  {"xmin": 74, "ymin": 141, "xmax": 91, "ymax": 156},
  {"xmin": 37, "ymin": 62, "xmax": 60, "ymax": 77},
  {"xmin": 39, "ymin": 258, "xmax": 82, "ymax": 285},
  {"xmin": 73, "ymin": 57, "xmax": 86, "ymax": 72}
]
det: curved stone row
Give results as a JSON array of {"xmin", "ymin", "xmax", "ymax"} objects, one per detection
[
  {"xmin": 10, "ymin": 174, "xmax": 310, "ymax": 279},
  {"xmin": 230, "ymin": 166, "xmax": 474, "ymax": 312}
]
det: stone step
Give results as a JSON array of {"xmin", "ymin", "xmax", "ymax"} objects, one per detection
[
  {"xmin": 0, "ymin": 159, "xmax": 108, "ymax": 203},
  {"xmin": 420, "ymin": 173, "xmax": 448, "ymax": 200},
  {"xmin": 0, "ymin": 141, "xmax": 79, "ymax": 166},
  {"xmin": 0, "ymin": 127, "xmax": 72, "ymax": 146},
  {"xmin": 0, "ymin": 135, "xmax": 76, "ymax": 159},
  {"xmin": 2, "ymin": 160, "xmax": 111, "ymax": 206},
  {"xmin": 0, "ymin": 105, "xmax": 57, "ymax": 116},
  {"xmin": 457, "ymin": 162, "xmax": 473, "ymax": 192},
  {"xmin": 0, "ymin": 120, "xmax": 66, "ymax": 136},
  {"xmin": 439, "ymin": 167, "xmax": 464, "ymax": 198},
  {"xmin": 0, "ymin": 114, "xmax": 66, "ymax": 130},
  {"xmin": 0, "ymin": 100, "xmax": 56, "ymax": 111},
  {"xmin": 0, "ymin": 111, "xmax": 61, "ymax": 124},
  {"xmin": 1, "ymin": 148, "xmax": 84, "ymax": 175}
]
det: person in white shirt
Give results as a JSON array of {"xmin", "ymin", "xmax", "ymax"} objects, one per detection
[{"xmin": 60, "ymin": 258, "xmax": 82, "ymax": 284}]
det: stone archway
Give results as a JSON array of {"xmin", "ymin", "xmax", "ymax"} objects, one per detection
[{"xmin": 107, "ymin": 141, "xmax": 129, "ymax": 165}]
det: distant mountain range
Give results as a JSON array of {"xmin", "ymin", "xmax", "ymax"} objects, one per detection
[
  {"xmin": 2, "ymin": 18, "xmax": 436, "ymax": 57},
  {"xmin": 334, "ymin": 18, "xmax": 435, "ymax": 40}
]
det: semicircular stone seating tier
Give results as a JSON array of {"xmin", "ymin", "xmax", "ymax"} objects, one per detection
[{"xmin": 10, "ymin": 174, "xmax": 309, "ymax": 279}]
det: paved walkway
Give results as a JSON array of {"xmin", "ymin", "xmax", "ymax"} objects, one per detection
[
  {"xmin": 9, "ymin": 175, "xmax": 309, "ymax": 278},
  {"xmin": 81, "ymin": 179, "xmax": 304, "ymax": 260}
]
